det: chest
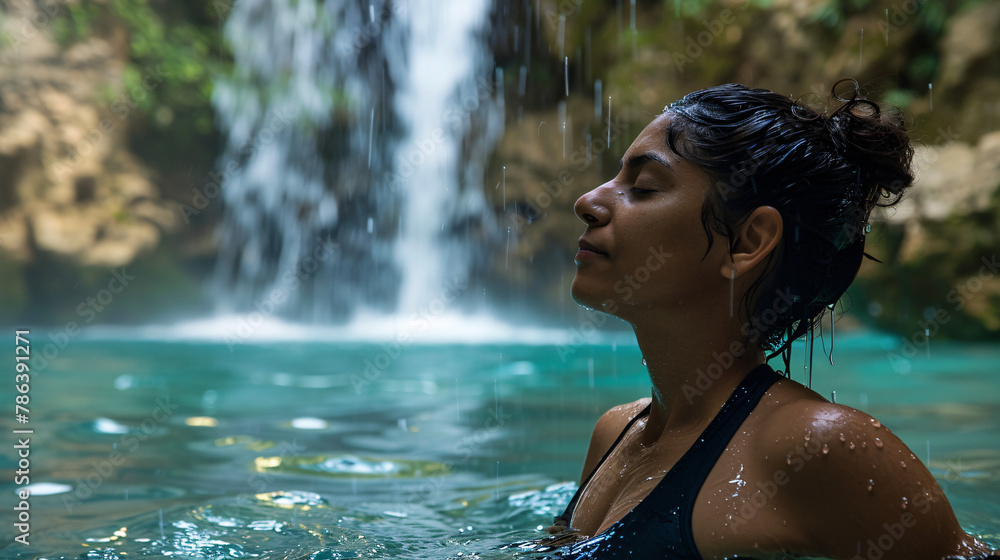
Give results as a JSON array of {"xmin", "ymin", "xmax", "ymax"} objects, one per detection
[{"xmin": 568, "ymin": 429, "xmax": 798, "ymax": 558}]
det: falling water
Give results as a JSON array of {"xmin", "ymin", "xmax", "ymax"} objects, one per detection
[
  {"xmin": 211, "ymin": 0, "xmax": 502, "ymax": 321},
  {"xmin": 389, "ymin": 0, "xmax": 502, "ymax": 314}
]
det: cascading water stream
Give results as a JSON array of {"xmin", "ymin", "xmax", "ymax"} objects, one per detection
[
  {"xmin": 210, "ymin": 0, "xmax": 501, "ymax": 323},
  {"xmin": 389, "ymin": 0, "xmax": 500, "ymax": 315}
]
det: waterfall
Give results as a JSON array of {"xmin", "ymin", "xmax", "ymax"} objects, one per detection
[{"xmin": 211, "ymin": 0, "xmax": 501, "ymax": 322}]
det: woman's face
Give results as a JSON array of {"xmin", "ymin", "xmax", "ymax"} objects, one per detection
[{"xmin": 571, "ymin": 113, "xmax": 727, "ymax": 319}]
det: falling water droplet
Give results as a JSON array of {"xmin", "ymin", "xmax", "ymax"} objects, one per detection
[
  {"xmin": 925, "ymin": 328, "xmax": 931, "ymax": 358},
  {"xmin": 564, "ymin": 56, "xmax": 569, "ymax": 97},
  {"xmin": 827, "ymin": 302, "xmax": 836, "ymax": 365},
  {"xmin": 630, "ymin": 0, "xmax": 638, "ymax": 61},
  {"xmin": 557, "ymin": 14, "xmax": 566, "ymax": 60},
  {"xmin": 607, "ymin": 96, "xmax": 612, "ymax": 146},
  {"xmin": 885, "ymin": 10, "xmax": 889, "ymax": 45},
  {"xmin": 594, "ymin": 79, "xmax": 603, "ymax": 118},
  {"xmin": 874, "ymin": 438, "xmax": 883, "ymax": 449},
  {"xmin": 928, "ymin": 83, "xmax": 933, "ymax": 111},
  {"xmin": 821, "ymin": 444, "xmax": 830, "ymax": 455},
  {"xmin": 859, "ymin": 28, "xmax": 864, "ymax": 65},
  {"xmin": 368, "ymin": 107, "xmax": 375, "ymax": 168},
  {"xmin": 505, "ymin": 227, "xmax": 510, "ymax": 269}
]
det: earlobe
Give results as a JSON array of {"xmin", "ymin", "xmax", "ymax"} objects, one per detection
[{"xmin": 721, "ymin": 206, "xmax": 783, "ymax": 278}]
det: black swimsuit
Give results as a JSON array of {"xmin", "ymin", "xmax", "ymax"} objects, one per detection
[{"xmin": 543, "ymin": 363, "xmax": 783, "ymax": 559}]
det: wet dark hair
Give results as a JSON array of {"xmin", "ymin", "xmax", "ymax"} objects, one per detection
[{"xmin": 663, "ymin": 79, "xmax": 913, "ymax": 369}]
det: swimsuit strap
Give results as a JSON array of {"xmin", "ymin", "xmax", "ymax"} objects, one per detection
[
  {"xmin": 552, "ymin": 401, "xmax": 652, "ymax": 527},
  {"xmin": 550, "ymin": 363, "xmax": 782, "ymax": 559},
  {"xmin": 663, "ymin": 362, "xmax": 783, "ymax": 554}
]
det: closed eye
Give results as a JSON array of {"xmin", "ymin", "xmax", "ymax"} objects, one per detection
[{"xmin": 630, "ymin": 187, "xmax": 657, "ymax": 195}]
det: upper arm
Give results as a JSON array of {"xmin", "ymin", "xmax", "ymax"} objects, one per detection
[
  {"xmin": 758, "ymin": 402, "xmax": 990, "ymax": 559},
  {"xmin": 578, "ymin": 399, "xmax": 649, "ymax": 485}
]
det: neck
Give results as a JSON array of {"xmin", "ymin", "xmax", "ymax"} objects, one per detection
[{"xmin": 629, "ymin": 303, "xmax": 765, "ymax": 444}]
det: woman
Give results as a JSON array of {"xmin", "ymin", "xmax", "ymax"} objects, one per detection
[{"xmin": 540, "ymin": 81, "xmax": 997, "ymax": 559}]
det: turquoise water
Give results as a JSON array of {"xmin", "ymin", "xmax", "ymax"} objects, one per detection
[{"xmin": 2, "ymin": 328, "xmax": 999, "ymax": 558}]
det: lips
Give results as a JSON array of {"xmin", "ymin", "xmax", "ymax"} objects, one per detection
[{"xmin": 578, "ymin": 238, "xmax": 608, "ymax": 256}]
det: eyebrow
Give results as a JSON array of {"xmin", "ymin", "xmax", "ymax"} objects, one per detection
[{"xmin": 619, "ymin": 153, "xmax": 674, "ymax": 172}]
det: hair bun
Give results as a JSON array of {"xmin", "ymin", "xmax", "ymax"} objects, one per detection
[{"xmin": 822, "ymin": 79, "xmax": 913, "ymax": 215}]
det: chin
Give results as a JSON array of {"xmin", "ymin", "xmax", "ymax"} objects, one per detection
[{"xmin": 570, "ymin": 277, "xmax": 621, "ymax": 315}]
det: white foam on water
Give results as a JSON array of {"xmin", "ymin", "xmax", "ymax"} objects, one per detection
[{"xmin": 77, "ymin": 312, "xmax": 635, "ymax": 346}]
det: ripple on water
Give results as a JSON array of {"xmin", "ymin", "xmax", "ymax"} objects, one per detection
[{"xmin": 254, "ymin": 453, "xmax": 451, "ymax": 478}]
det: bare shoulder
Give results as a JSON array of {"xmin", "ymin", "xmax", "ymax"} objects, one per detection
[
  {"xmin": 747, "ymin": 379, "xmax": 992, "ymax": 559},
  {"xmin": 578, "ymin": 398, "xmax": 651, "ymax": 484}
]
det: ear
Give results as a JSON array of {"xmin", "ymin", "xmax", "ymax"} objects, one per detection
[{"xmin": 720, "ymin": 206, "xmax": 783, "ymax": 279}]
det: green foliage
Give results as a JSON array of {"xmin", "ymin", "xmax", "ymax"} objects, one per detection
[
  {"xmin": 0, "ymin": 250, "xmax": 27, "ymax": 321},
  {"xmin": 882, "ymin": 89, "xmax": 916, "ymax": 110},
  {"xmin": 55, "ymin": 0, "xmax": 229, "ymax": 135}
]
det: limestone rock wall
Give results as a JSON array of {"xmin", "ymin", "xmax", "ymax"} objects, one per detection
[{"xmin": 0, "ymin": 1, "xmax": 176, "ymax": 269}]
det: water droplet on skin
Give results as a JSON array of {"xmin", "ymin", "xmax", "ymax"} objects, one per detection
[
  {"xmin": 901, "ymin": 497, "xmax": 908, "ymax": 510},
  {"xmin": 822, "ymin": 444, "xmax": 830, "ymax": 455},
  {"xmin": 866, "ymin": 479, "xmax": 874, "ymax": 492},
  {"xmin": 804, "ymin": 430, "xmax": 812, "ymax": 442},
  {"xmin": 871, "ymin": 418, "xmax": 882, "ymax": 428},
  {"xmin": 900, "ymin": 460, "xmax": 907, "ymax": 469},
  {"xmin": 785, "ymin": 454, "xmax": 792, "ymax": 466},
  {"xmin": 875, "ymin": 438, "xmax": 884, "ymax": 449},
  {"xmin": 862, "ymin": 441, "xmax": 868, "ymax": 449},
  {"xmin": 839, "ymin": 433, "xmax": 846, "ymax": 442}
]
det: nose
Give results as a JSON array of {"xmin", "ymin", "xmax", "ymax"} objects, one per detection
[{"xmin": 574, "ymin": 183, "xmax": 612, "ymax": 226}]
